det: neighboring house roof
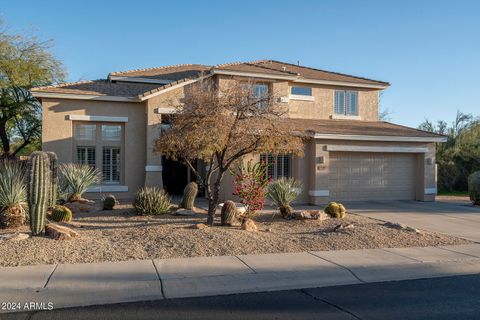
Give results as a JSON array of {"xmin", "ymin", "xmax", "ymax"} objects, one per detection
[{"xmin": 287, "ymin": 118, "xmax": 446, "ymax": 141}]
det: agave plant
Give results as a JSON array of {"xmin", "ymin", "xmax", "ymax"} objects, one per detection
[
  {"xmin": 0, "ymin": 160, "xmax": 27, "ymax": 228},
  {"xmin": 59, "ymin": 163, "xmax": 101, "ymax": 202},
  {"xmin": 266, "ymin": 178, "xmax": 302, "ymax": 219},
  {"xmin": 133, "ymin": 187, "xmax": 171, "ymax": 215}
]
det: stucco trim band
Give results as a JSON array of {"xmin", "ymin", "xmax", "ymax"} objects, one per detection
[
  {"xmin": 66, "ymin": 115, "xmax": 129, "ymax": 122},
  {"xmin": 154, "ymin": 107, "xmax": 176, "ymax": 114},
  {"xmin": 86, "ymin": 185, "xmax": 129, "ymax": 192},
  {"xmin": 314, "ymin": 133, "xmax": 447, "ymax": 143},
  {"xmin": 145, "ymin": 165, "xmax": 163, "ymax": 172},
  {"xmin": 289, "ymin": 94, "xmax": 315, "ymax": 101},
  {"xmin": 424, "ymin": 188, "xmax": 437, "ymax": 195},
  {"xmin": 309, "ymin": 190, "xmax": 330, "ymax": 197},
  {"xmin": 326, "ymin": 145, "xmax": 429, "ymax": 153}
]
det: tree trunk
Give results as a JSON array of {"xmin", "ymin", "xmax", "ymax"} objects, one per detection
[
  {"xmin": 0, "ymin": 119, "xmax": 11, "ymax": 157},
  {"xmin": 206, "ymin": 170, "xmax": 226, "ymax": 225}
]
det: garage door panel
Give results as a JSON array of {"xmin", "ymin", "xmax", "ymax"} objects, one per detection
[{"xmin": 329, "ymin": 152, "xmax": 416, "ymax": 201}]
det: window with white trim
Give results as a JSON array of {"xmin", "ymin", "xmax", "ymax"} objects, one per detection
[
  {"xmin": 260, "ymin": 154, "xmax": 292, "ymax": 179},
  {"xmin": 101, "ymin": 125, "xmax": 121, "ymax": 141},
  {"xmin": 291, "ymin": 86, "xmax": 312, "ymax": 96},
  {"xmin": 334, "ymin": 90, "xmax": 358, "ymax": 116},
  {"xmin": 76, "ymin": 146, "xmax": 96, "ymax": 168},
  {"xmin": 102, "ymin": 147, "xmax": 121, "ymax": 184},
  {"xmin": 74, "ymin": 124, "xmax": 96, "ymax": 140}
]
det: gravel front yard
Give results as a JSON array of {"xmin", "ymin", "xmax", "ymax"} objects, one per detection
[{"xmin": 0, "ymin": 203, "xmax": 471, "ymax": 267}]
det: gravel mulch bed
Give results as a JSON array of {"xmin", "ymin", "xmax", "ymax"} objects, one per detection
[{"xmin": 0, "ymin": 204, "xmax": 471, "ymax": 267}]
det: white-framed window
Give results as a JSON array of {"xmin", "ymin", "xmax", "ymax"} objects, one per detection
[
  {"xmin": 76, "ymin": 146, "xmax": 96, "ymax": 168},
  {"xmin": 260, "ymin": 154, "xmax": 292, "ymax": 179},
  {"xmin": 101, "ymin": 125, "xmax": 122, "ymax": 141},
  {"xmin": 251, "ymin": 84, "xmax": 269, "ymax": 109},
  {"xmin": 334, "ymin": 90, "xmax": 358, "ymax": 116},
  {"xmin": 102, "ymin": 147, "xmax": 121, "ymax": 184},
  {"xmin": 291, "ymin": 86, "xmax": 312, "ymax": 96},
  {"xmin": 74, "ymin": 124, "xmax": 96, "ymax": 140}
]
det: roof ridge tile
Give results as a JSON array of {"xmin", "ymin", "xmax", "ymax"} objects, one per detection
[{"xmin": 110, "ymin": 64, "xmax": 209, "ymax": 76}]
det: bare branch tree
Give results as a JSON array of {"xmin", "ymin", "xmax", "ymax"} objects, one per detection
[{"xmin": 155, "ymin": 79, "xmax": 304, "ymax": 225}]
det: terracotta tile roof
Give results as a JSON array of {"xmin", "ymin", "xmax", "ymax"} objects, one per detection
[
  {"xmin": 286, "ymin": 118, "xmax": 443, "ymax": 138},
  {"xmin": 214, "ymin": 60, "xmax": 389, "ymax": 86},
  {"xmin": 31, "ymin": 80, "xmax": 161, "ymax": 97},
  {"xmin": 109, "ymin": 64, "xmax": 211, "ymax": 81}
]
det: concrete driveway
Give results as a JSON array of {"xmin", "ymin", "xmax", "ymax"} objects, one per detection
[{"xmin": 347, "ymin": 200, "xmax": 480, "ymax": 242}]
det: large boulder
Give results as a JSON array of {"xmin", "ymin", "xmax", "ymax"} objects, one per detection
[{"xmin": 45, "ymin": 223, "xmax": 79, "ymax": 240}]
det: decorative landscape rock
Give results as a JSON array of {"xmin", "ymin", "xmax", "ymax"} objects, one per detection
[
  {"xmin": 293, "ymin": 210, "xmax": 329, "ymax": 220},
  {"xmin": 102, "ymin": 194, "xmax": 117, "ymax": 210},
  {"xmin": 193, "ymin": 223, "xmax": 208, "ymax": 230},
  {"xmin": 333, "ymin": 223, "xmax": 355, "ymax": 232},
  {"xmin": 241, "ymin": 218, "xmax": 258, "ymax": 232},
  {"xmin": 45, "ymin": 223, "xmax": 79, "ymax": 240},
  {"xmin": 65, "ymin": 199, "xmax": 99, "ymax": 215},
  {"xmin": 173, "ymin": 208, "xmax": 196, "ymax": 216},
  {"xmin": 0, "ymin": 233, "xmax": 30, "ymax": 241},
  {"xmin": 383, "ymin": 222, "xmax": 422, "ymax": 233}
]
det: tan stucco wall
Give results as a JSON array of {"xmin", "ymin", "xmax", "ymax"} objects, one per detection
[
  {"xmin": 41, "ymin": 98, "xmax": 146, "ymax": 199},
  {"xmin": 216, "ymin": 75, "xmax": 380, "ymax": 121}
]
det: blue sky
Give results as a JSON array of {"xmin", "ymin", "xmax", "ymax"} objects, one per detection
[{"xmin": 2, "ymin": 0, "xmax": 479, "ymax": 127}]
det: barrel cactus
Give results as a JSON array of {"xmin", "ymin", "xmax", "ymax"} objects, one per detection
[
  {"xmin": 180, "ymin": 182, "xmax": 198, "ymax": 210},
  {"xmin": 324, "ymin": 202, "xmax": 347, "ymax": 219},
  {"xmin": 468, "ymin": 171, "xmax": 480, "ymax": 205},
  {"xmin": 46, "ymin": 152, "xmax": 58, "ymax": 208},
  {"xmin": 221, "ymin": 200, "xmax": 237, "ymax": 226},
  {"xmin": 27, "ymin": 152, "xmax": 51, "ymax": 236},
  {"xmin": 49, "ymin": 205, "xmax": 73, "ymax": 223},
  {"xmin": 103, "ymin": 194, "xmax": 117, "ymax": 210}
]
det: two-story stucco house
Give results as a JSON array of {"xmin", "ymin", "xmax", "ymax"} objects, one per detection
[{"xmin": 31, "ymin": 60, "xmax": 446, "ymax": 204}]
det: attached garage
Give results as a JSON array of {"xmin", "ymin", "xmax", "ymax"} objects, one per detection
[{"xmin": 328, "ymin": 152, "xmax": 417, "ymax": 201}]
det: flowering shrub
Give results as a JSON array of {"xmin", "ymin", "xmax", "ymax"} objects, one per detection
[{"xmin": 231, "ymin": 160, "xmax": 270, "ymax": 217}]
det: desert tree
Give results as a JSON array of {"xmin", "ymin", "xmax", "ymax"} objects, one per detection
[
  {"xmin": 0, "ymin": 21, "xmax": 65, "ymax": 158},
  {"xmin": 155, "ymin": 79, "xmax": 304, "ymax": 225}
]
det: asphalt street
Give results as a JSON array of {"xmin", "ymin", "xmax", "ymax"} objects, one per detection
[{"xmin": 4, "ymin": 274, "xmax": 480, "ymax": 320}]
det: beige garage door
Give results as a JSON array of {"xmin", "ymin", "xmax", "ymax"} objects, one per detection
[{"xmin": 329, "ymin": 152, "xmax": 417, "ymax": 201}]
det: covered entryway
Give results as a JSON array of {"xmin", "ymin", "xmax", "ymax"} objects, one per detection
[{"xmin": 329, "ymin": 152, "xmax": 417, "ymax": 201}]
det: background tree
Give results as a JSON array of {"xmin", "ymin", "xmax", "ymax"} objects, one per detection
[
  {"xmin": 156, "ymin": 80, "xmax": 304, "ymax": 225},
  {"xmin": 0, "ymin": 22, "xmax": 65, "ymax": 158},
  {"xmin": 419, "ymin": 110, "xmax": 480, "ymax": 191}
]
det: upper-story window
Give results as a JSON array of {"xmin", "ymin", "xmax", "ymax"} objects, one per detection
[
  {"xmin": 74, "ymin": 124, "xmax": 96, "ymax": 140},
  {"xmin": 291, "ymin": 86, "xmax": 312, "ymax": 96},
  {"xmin": 334, "ymin": 90, "xmax": 358, "ymax": 116},
  {"xmin": 250, "ymin": 84, "xmax": 269, "ymax": 109}
]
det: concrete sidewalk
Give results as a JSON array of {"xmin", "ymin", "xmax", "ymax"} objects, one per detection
[{"xmin": 1, "ymin": 244, "xmax": 480, "ymax": 313}]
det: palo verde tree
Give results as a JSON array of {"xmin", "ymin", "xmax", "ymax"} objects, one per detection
[
  {"xmin": 155, "ymin": 79, "xmax": 304, "ymax": 225},
  {"xmin": 0, "ymin": 22, "xmax": 65, "ymax": 158}
]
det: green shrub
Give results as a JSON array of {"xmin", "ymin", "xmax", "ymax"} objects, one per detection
[
  {"xmin": 102, "ymin": 194, "xmax": 117, "ymax": 210},
  {"xmin": 0, "ymin": 160, "xmax": 27, "ymax": 228},
  {"xmin": 324, "ymin": 202, "xmax": 347, "ymax": 219},
  {"xmin": 266, "ymin": 178, "xmax": 302, "ymax": 219},
  {"xmin": 49, "ymin": 205, "xmax": 73, "ymax": 223},
  {"xmin": 468, "ymin": 171, "xmax": 480, "ymax": 205},
  {"xmin": 59, "ymin": 163, "xmax": 101, "ymax": 202},
  {"xmin": 133, "ymin": 187, "xmax": 171, "ymax": 215}
]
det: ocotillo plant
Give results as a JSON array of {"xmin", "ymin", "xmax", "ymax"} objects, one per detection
[
  {"xmin": 180, "ymin": 182, "xmax": 198, "ymax": 210},
  {"xmin": 27, "ymin": 151, "xmax": 51, "ymax": 236},
  {"xmin": 46, "ymin": 152, "xmax": 58, "ymax": 207}
]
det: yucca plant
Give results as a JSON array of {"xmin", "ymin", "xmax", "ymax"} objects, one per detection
[
  {"xmin": 133, "ymin": 187, "xmax": 171, "ymax": 215},
  {"xmin": 266, "ymin": 178, "xmax": 302, "ymax": 219},
  {"xmin": 59, "ymin": 163, "xmax": 101, "ymax": 202},
  {"xmin": 0, "ymin": 160, "xmax": 27, "ymax": 228}
]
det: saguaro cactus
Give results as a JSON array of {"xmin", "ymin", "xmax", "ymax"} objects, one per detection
[
  {"xmin": 46, "ymin": 152, "xmax": 58, "ymax": 207},
  {"xmin": 27, "ymin": 151, "xmax": 51, "ymax": 236},
  {"xmin": 221, "ymin": 200, "xmax": 237, "ymax": 226},
  {"xmin": 180, "ymin": 182, "xmax": 198, "ymax": 210}
]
